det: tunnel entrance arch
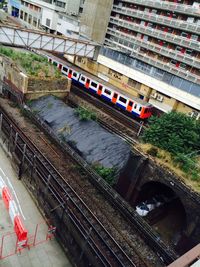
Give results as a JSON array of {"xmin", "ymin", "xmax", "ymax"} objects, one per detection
[{"xmin": 135, "ymin": 181, "xmax": 187, "ymax": 250}]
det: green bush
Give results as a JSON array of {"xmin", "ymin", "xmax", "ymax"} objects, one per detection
[
  {"xmin": 75, "ymin": 107, "xmax": 97, "ymax": 121},
  {"xmin": 93, "ymin": 164, "xmax": 116, "ymax": 185},
  {"xmin": 142, "ymin": 112, "xmax": 200, "ymax": 178},
  {"xmin": 143, "ymin": 112, "xmax": 200, "ymax": 155}
]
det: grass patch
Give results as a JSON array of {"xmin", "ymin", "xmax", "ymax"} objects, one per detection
[
  {"xmin": 0, "ymin": 45, "xmax": 62, "ymax": 78},
  {"xmin": 137, "ymin": 143, "xmax": 200, "ymax": 192}
]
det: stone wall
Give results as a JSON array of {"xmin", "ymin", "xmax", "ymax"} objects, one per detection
[
  {"xmin": 26, "ymin": 76, "xmax": 70, "ymax": 100},
  {"xmin": 116, "ymin": 152, "xmax": 200, "ymax": 250},
  {"xmin": 0, "ymin": 55, "xmax": 28, "ymax": 94},
  {"xmin": 0, "ymin": 55, "xmax": 71, "ymax": 100}
]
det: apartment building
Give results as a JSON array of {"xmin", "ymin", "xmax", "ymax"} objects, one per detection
[
  {"xmin": 78, "ymin": 0, "xmax": 200, "ymax": 117},
  {"xmin": 8, "ymin": 0, "xmax": 83, "ymax": 36},
  {"xmin": 7, "ymin": 0, "xmax": 200, "ymax": 117}
]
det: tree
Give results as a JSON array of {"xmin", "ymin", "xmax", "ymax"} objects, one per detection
[
  {"xmin": 142, "ymin": 112, "xmax": 200, "ymax": 155},
  {"xmin": 142, "ymin": 112, "xmax": 200, "ymax": 181},
  {"xmin": 142, "ymin": 112, "xmax": 200, "ymax": 180}
]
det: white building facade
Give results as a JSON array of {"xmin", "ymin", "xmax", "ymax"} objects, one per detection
[{"xmin": 8, "ymin": 0, "xmax": 83, "ymax": 36}]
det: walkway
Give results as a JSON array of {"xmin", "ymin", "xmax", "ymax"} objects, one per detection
[{"xmin": 0, "ymin": 146, "xmax": 72, "ymax": 267}]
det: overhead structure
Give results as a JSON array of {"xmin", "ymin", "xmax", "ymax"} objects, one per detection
[{"xmin": 0, "ymin": 24, "xmax": 97, "ymax": 58}]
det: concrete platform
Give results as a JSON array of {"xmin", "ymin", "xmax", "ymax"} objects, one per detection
[{"xmin": 0, "ymin": 147, "xmax": 72, "ymax": 267}]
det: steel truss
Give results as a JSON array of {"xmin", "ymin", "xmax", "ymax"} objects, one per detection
[{"xmin": 0, "ymin": 24, "xmax": 97, "ymax": 58}]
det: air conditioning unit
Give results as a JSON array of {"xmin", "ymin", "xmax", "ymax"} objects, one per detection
[
  {"xmin": 189, "ymin": 111, "xmax": 200, "ymax": 120},
  {"xmin": 157, "ymin": 95, "xmax": 164, "ymax": 102},
  {"xmin": 196, "ymin": 113, "xmax": 200, "ymax": 120},
  {"xmin": 150, "ymin": 92, "xmax": 157, "ymax": 99},
  {"xmin": 188, "ymin": 111, "xmax": 194, "ymax": 117}
]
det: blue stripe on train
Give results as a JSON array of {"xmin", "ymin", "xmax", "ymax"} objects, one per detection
[
  {"xmin": 88, "ymin": 88, "xmax": 97, "ymax": 94},
  {"xmin": 72, "ymin": 79, "xmax": 79, "ymax": 85},
  {"xmin": 101, "ymin": 95, "xmax": 112, "ymax": 102},
  {"xmin": 116, "ymin": 102, "xmax": 126, "ymax": 110},
  {"xmin": 131, "ymin": 110, "xmax": 140, "ymax": 117},
  {"xmin": 74, "ymin": 79, "xmax": 142, "ymax": 118}
]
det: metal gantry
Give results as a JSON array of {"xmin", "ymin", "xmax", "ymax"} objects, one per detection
[{"xmin": 0, "ymin": 24, "xmax": 97, "ymax": 58}]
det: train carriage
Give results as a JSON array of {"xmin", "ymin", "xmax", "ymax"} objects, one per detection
[{"xmin": 40, "ymin": 51, "xmax": 153, "ymax": 120}]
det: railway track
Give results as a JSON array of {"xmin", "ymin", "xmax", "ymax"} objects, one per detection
[
  {"xmin": 0, "ymin": 108, "xmax": 142, "ymax": 267},
  {"xmin": 70, "ymin": 85, "xmax": 146, "ymax": 138},
  {"xmin": 16, "ymin": 105, "xmax": 177, "ymax": 265},
  {"xmin": 0, "ymin": 93, "xmax": 179, "ymax": 265}
]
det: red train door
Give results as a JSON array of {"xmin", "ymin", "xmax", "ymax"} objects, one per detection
[
  {"xmin": 97, "ymin": 85, "xmax": 103, "ymax": 95},
  {"xmin": 112, "ymin": 93, "xmax": 118, "ymax": 104},
  {"xmin": 127, "ymin": 100, "xmax": 133, "ymax": 112},
  {"xmin": 58, "ymin": 64, "xmax": 62, "ymax": 70},
  {"xmin": 85, "ymin": 78, "xmax": 90, "ymax": 89},
  {"xmin": 68, "ymin": 69, "xmax": 72, "ymax": 78}
]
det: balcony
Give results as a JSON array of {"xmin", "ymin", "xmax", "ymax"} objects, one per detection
[
  {"xmin": 104, "ymin": 37, "xmax": 200, "ymax": 85},
  {"xmin": 109, "ymin": 16, "xmax": 200, "ymax": 52},
  {"xmin": 107, "ymin": 27, "xmax": 200, "ymax": 69},
  {"xmin": 26, "ymin": 0, "xmax": 65, "ymax": 12},
  {"xmin": 112, "ymin": 5, "xmax": 200, "ymax": 34},
  {"xmin": 20, "ymin": 5, "xmax": 41, "ymax": 19},
  {"xmin": 121, "ymin": 0, "xmax": 200, "ymax": 17}
]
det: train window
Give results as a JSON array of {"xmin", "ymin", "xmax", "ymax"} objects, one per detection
[
  {"xmin": 99, "ymin": 85, "xmax": 103, "ymax": 90},
  {"xmin": 128, "ymin": 101, "xmax": 133, "ymax": 107},
  {"xmin": 91, "ymin": 81, "xmax": 97, "ymax": 88},
  {"xmin": 104, "ymin": 89, "xmax": 111, "ymax": 95},
  {"xmin": 113, "ymin": 93, "xmax": 118, "ymax": 98},
  {"xmin": 53, "ymin": 62, "xmax": 57, "ymax": 66},
  {"xmin": 73, "ymin": 72, "xmax": 77, "ymax": 77},
  {"xmin": 139, "ymin": 107, "xmax": 142, "ymax": 112},
  {"xmin": 69, "ymin": 70, "xmax": 72, "ymax": 74},
  {"xmin": 134, "ymin": 104, "xmax": 137, "ymax": 109},
  {"xmin": 119, "ymin": 96, "xmax": 127, "ymax": 103},
  {"xmin": 63, "ymin": 67, "xmax": 68, "ymax": 72},
  {"xmin": 81, "ymin": 76, "xmax": 85, "ymax": 81}
]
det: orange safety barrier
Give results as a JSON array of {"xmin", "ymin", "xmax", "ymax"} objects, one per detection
[
  {"xmin": 14, "ymin": 216, "xmax": 28, "ymax": 242},
  {"xmin": 2, "ymin": 187, "xmax": 12, "ymax": 210}
]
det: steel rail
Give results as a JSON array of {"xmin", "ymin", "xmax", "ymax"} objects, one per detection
[
  {"xmin": 0, "ymin": 109, "xmax": 136, "ymax": 267},
  {"xmin": 71, "ymin": 85, "xmax": 145, "ymax": 133},
  {"xmin": 18, "ymin": 107, "xmax": 178, "ymax": 265}
]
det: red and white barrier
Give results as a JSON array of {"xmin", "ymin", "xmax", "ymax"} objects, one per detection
[
  {"xmin": 2, "ymin": 187, "xmax": 12, "ymax": 210},
  {"xmin": 0, "ymin": 176, "xmax": 28, "ymax": 245}
]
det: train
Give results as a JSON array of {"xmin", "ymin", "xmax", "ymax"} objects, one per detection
[{"xmin": 39, "ymin": 51, "xmax": 153, "ymax": 120}]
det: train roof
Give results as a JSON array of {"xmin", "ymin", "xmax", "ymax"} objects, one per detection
[{"xmin": 42, "ymin": 51, "xmax": 152, "ymax": 107}]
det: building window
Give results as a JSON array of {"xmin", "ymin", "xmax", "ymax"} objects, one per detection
[
  {"xmin": 20, "ymin": 10, "xmax": 23, "ymax": 19},
  {"xmin": 55, "ymin": 1, "xmax": 66, "ymax": 8},
  {"xmin": 128, "ymin": 78, "xmax": 137, "ymax": 87},
  {"xmin": 180, "ymin": 63, "xmax": 187, "ymax": 69},
  {"xmin": 46, "ymin": 18, "xmax": 51, "ymax": 27},
  {"xmin": 28, "ymin": 15, "xmax": 32, "ymax": 24},
  {"xmin": 108, "ymin": 69, "xmax": 122, "ymax": 80}
]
